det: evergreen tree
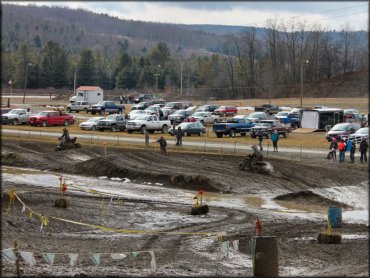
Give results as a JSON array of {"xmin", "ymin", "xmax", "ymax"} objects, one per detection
[{"xmin": 77, "ymin": 49, "xmax": 95, "ymax": 85}]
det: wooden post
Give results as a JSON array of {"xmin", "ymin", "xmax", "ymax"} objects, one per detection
[
  {"xmin": 267, "ymin": 141, "xmax": 270, "ymax": 158},
  {"xmin": 299, "ymin": 144, "xmax": 302, "ymax": 162},
  {"xmin": 13, "ymin": 240, "xmax": 21, "ymax": 277},
  {"xmin": 145, "ymin": 132, "xmax": 149, "ymax": 150}
]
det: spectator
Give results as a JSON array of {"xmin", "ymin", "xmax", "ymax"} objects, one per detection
[
  {"xmin": 329, "ymin": 137, "xmax": 338, "ymax": 162},
  {"xmin": 119, "ymin": 95, "xmax": 124, "ymax": 104},
  {"xmin": 257, "ymin": 130, "xmax": 263, "ymax": 151},
  {"xmin": 156, "ymin": 136, "xmax": 167, "ymax": 154},
  {"xmin": 350, "ymin": 142, "xmax": 356, "ymax": 163},
  {"xmin": 345, "ymin": 138, "xmax": 352, "ymax": 158},
  {"xmin": 271, "ymin": 130, "xmax": 279, "ymax": 152},
  {"xmin": 176, "ymin": 127, "xmax": 183, "ymax": 146},
  {"xmin": 338, "ymin": 138, "xmax": 346, "ymax": 163},
  {"xmin": 359, "ymin": 138, "xmax": 368, "ymax": 163}
]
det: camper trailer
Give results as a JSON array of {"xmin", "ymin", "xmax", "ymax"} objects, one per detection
[
  {"xmin": 70, "ymin": 86, "xmax": 104, "ymax": 104},
  {"xmin": 301, "ymin": 108, "xmax": 344, "ymax": 130}
]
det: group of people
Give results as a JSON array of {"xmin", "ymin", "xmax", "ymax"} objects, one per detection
[
  {"xmin": 155, "ymin": 127, "xmax": 183, "ymax": 154},
  {"xmin": 328, "ymin": 137, "xmax": 368, "ymax": 163},
  {"xmin": 256, "ymin": 130, "xmax": 280, "ymax": 152}
]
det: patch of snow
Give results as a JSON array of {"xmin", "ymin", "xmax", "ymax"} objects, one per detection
[
  {"xmin": 342, "ymin": 234, "xmax": 368, "ymax": 240},
  {"xmin": 99, "ymin": 176, "xmax": 108, "ymax": 179},
  {"xmin": 342, "ymin": 209, "xmax": 369, "ymax": 224},
  {"xmin": 68, "ymin": 154, "xmax": 91, "ymax": 161},
  {"xmin": 110, "ymin": 177, "xmax": 122, "ymax": 181}
]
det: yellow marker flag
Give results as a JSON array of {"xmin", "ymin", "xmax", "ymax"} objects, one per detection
[
  {"xmin": 327, "ymin": 214, "xmax": 331, "ymax": 236},
  {"xmin": 29, "ymin": 211, "xmax": 34, "ymax": 220}
]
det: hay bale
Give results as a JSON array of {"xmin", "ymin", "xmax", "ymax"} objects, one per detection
[
  {"xmin": 317, "ymin": 232, "xmax": 342, "ymax": 244},
  {"xmin": 54, "ymin": 197, "xmax": 69, "ymax": 208},
  {"xmin": 190, "ymin": 205, "xmax": 209, "ymax": 215}
]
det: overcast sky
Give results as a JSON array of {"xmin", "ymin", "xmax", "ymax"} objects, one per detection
[{"xmin": 5, "ymin": 1, "xmax": 368, "ymax": 31}]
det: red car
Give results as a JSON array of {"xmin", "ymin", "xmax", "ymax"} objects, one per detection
[
  {"xmin": 29, "ymin": 111, "xmax": 74, "ymax": 127},
  {"xmin": 213, "ymin": 106, "xmax": 238, "ymax": 116}
]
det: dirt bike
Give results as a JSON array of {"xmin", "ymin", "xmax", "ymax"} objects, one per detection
[
  {"xmin": 238, "ymin": 154, "xmax": 270, "ymax": 174},
  {"xmin": 55, "ymin": 137, "xmax": 81, "ymax": 151}
]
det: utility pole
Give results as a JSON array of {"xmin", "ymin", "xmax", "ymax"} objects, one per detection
[
  {"xmin": 73, "ymin": 71, "xmax": 76, "ymax": 96},
  {"xmin": 22, "ymin": 63, "xmax": 31, "ymax": 104},
  {"xmin": 300, "ymin": 59, "xmax": 309, "ymax": 108},
  {"xmin": 180, "ymin": 61, "xmax": 183, "ymax": 96}
]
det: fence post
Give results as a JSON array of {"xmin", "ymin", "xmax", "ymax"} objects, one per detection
[
  {"xmin": 90, "ymin": 134, "xmax": 92, "ymax": 144},
  {"xmin": 117, "ymin": 135, "xmax": 119, "ymax": 145},
  {"xmin": 220, "ymin": 146, "xmax": 223, "ymax": 158},
  {"xmin": 234, "ymin": 141, "xmax": 236, "ymax": 154},
  {"xmin": 299, "ymin": 144, "xmax": 302, "ymax": 162},
  {"xmin": 267, "ymin": 141, "xmax": 269, "ymax": 158},
  {"xmin": 203, "ymin": 139, "xmax": 207, "ymax": 152}
]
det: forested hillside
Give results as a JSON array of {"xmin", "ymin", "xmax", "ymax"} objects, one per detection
[{"xmin": 1, "ymin": 4, "xmax": 368, "ymax": 99}]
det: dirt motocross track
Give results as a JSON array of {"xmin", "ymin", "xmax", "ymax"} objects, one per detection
[{"xmin": 1, "ymin": 139, "xmax": 369, "ymax": 277}]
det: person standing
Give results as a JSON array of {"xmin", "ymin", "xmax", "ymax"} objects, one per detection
[
  {"xmin": 359, "ymin": 138, "xmax": 368, "ymax": 163},
  {"xmin": 175, "ymin": 126, "xmax": 183, "ymax": 146},
  {"xmin": 257, "ymin": 130, "xmax": 263, "ymax": 151},
  {"xmin": 338, "ymin": 139, "xmax": 346, "ymax": 163},
  {"xmin": 271, "ymin": 130, "xmax": 279, "ymax": 152},
  {"xmin": 350, "ymin": 142, "xmax": 356, "ymax": 163},
  {"xmin": 156, "ymin": 136, "xmax": 167, "ymax": 154},
  {"xmin": 329, "ymin": 137, "xmax": 338, "ymax": 162}
]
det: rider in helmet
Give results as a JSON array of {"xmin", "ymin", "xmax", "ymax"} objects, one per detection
[
  {"xmin": 251, "ymin": 144, "xmax": 263, "ymax": 162},
  {"xmin": 60, "ymin": 128, "xmax": 70, "ymax": 142}
]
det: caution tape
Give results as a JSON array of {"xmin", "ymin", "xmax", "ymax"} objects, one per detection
[{"xmin": 11, "ymin": 191, "xmax": 224, "ymax": 237}]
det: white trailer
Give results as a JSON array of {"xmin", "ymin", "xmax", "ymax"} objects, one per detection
[
  {"xmin": 301, "ymin": 108, "xmax": 344, "ymax": 130},
  {"xmin": 70, "ymin": 86, "xmax": 104, "ymax": 104}
]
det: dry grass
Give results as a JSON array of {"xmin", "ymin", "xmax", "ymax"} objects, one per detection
[{"xmin": 2, "ymin": 123, "xmax": 329, "ymax": 149}]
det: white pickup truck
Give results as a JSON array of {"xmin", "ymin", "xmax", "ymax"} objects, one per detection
[
  {"xmin": 126, "ymin": 114, "xmax": 171, "ymax": 134},
  {"xmin": 1, "ymin": 109, "xmax": 30, "ymax": 125},
  {"xmin": 66, "ymin": 101, "xmax": 91, "ymax": 113}
]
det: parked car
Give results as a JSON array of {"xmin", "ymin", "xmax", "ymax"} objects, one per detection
[
  {"xmin": 162, "ymin": 102, "xmax": 191, "ymax": 115},
  {"xmin": 66, "ymin": 101, "xmax": 91, "ymax": 113},
  {"xmin": 246, "ymin": 112, "xmax": 268, "ymax": 123},
  {"xmin": 128, "ymin": 109, "xmax": 147, "ymax": 119},
  {"xmin": 79, "ymin": 117, "xmax": 105, "ymax": 131},
  {"xmin": 169, "ymin": 122, "xmax": 206, "ymax": 137},
  {"xmin": 213, "ymin": 116, "xmax": 255, "ymax": 138},
  {"xmin": 196, "ymin": 105, "xmax": 220, "ymax": 113},
  {"xmin": 96, "ymin": 114, "xmax": 126, "ymax": 132},
  {"xmin": 89, "ymin": 101, "xmax": 124, "ymax": 115},
  {"xmin": 126, "ymin": 115, "xmax": 171, "ymax": 134},
  {"xmin": 189, "ymin": 111, "xmax": 219, "ymax": 125},
  {"xmin": 347, "ymin": 127, "xmax": 369, "ymax": 144},
  {"xmin": 168, "ymin": 109, "xmax": 194, "ymax": 124},
  {"xmin": 274, "ymin": 111, "xmax": 290, "ymax": 120},
  {"xmin": 280, "ymin": 112, "xmax": 301, "ymax": 128},
  {"xmin": 134, "ymin": 94, "xmax": 158, "ymax": 104},
  {"xmin": 150, "ymin": 103, "xmax": 165, "ymax": 109},
  {"xmin": 144, "ymin": 106, "xmax": 162, "ymax": 116},
  {"xmin": 213, "ymin": 106, "xmax": 238, "ymax": 116},
  {"xmin": 343, "ymin": 109, "xmax": 366, "ymax": 125},
  {"xmin": 1, "ymin": 109, "xmax": 30, "ymax": 125},
  {"xmin": 325, "ymin": 123, "xmax": 361, "ymax": 141},
  {"xmin": 250, "ymin": 119, "xmax": 290, "ymax": 139},
  {"xmin": 254, "ymin": 104, "xmax": 281, "ymax": 115},
  {"xmin": 29, "ymin": 111, "xmax": 74, "ymax": 127},
  {"xmin": 131, "ymin": 102, "xmax": 152, "ymax": 111}
]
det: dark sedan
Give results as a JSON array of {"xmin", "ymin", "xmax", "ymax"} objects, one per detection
[{"xmin": 169, "ymin": 122, "xmax": 206, "ymax": 136}]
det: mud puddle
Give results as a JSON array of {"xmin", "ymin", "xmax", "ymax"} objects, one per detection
[{"xmin": 2, "ymin": 166, "xmax": 368, "ymax": 224}]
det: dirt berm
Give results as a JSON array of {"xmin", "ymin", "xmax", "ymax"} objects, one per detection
[{"xmin": 1, "ymin": 140, "xmax": 367, "ymax": 195}]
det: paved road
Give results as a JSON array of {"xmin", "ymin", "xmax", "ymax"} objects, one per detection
[{"xmin": 2, "ymin": 128, "xmax": 330, "ymax": 155}]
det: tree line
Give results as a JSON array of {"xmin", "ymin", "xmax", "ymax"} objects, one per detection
[{"xmin": 1, "ymin": 18, "xmax": 368, "ymax": 100}]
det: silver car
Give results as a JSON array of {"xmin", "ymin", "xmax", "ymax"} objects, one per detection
[
  {"xmin": 348, "ymin": 127, "xmax": 369, "ymax": 144},
  {"xmin": 79, "ymin": 117, "xmax": 105, "ymax": 130}
]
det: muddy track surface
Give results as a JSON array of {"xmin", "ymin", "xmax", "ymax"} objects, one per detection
[{"xmin": 1, "ymin": 139, "xmax": 369, "ymax": 277}]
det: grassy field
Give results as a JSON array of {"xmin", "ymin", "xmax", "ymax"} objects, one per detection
[{"xmin": 2, "ymin": 122, "xmax": 329, "ymax": 149}]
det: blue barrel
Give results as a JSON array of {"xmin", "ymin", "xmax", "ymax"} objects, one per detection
[{"xmin": 328, "ymin": 207, "xmax": 342, "ymax": 228}]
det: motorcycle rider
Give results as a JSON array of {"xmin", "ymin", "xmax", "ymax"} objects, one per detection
[
  {"xmin": 251, "ymin": 144, "xmax": 263, "ymax": 163},
  {"xmin": 60, "ymin": 128, "xmax": 71, "ymax": 142}
]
